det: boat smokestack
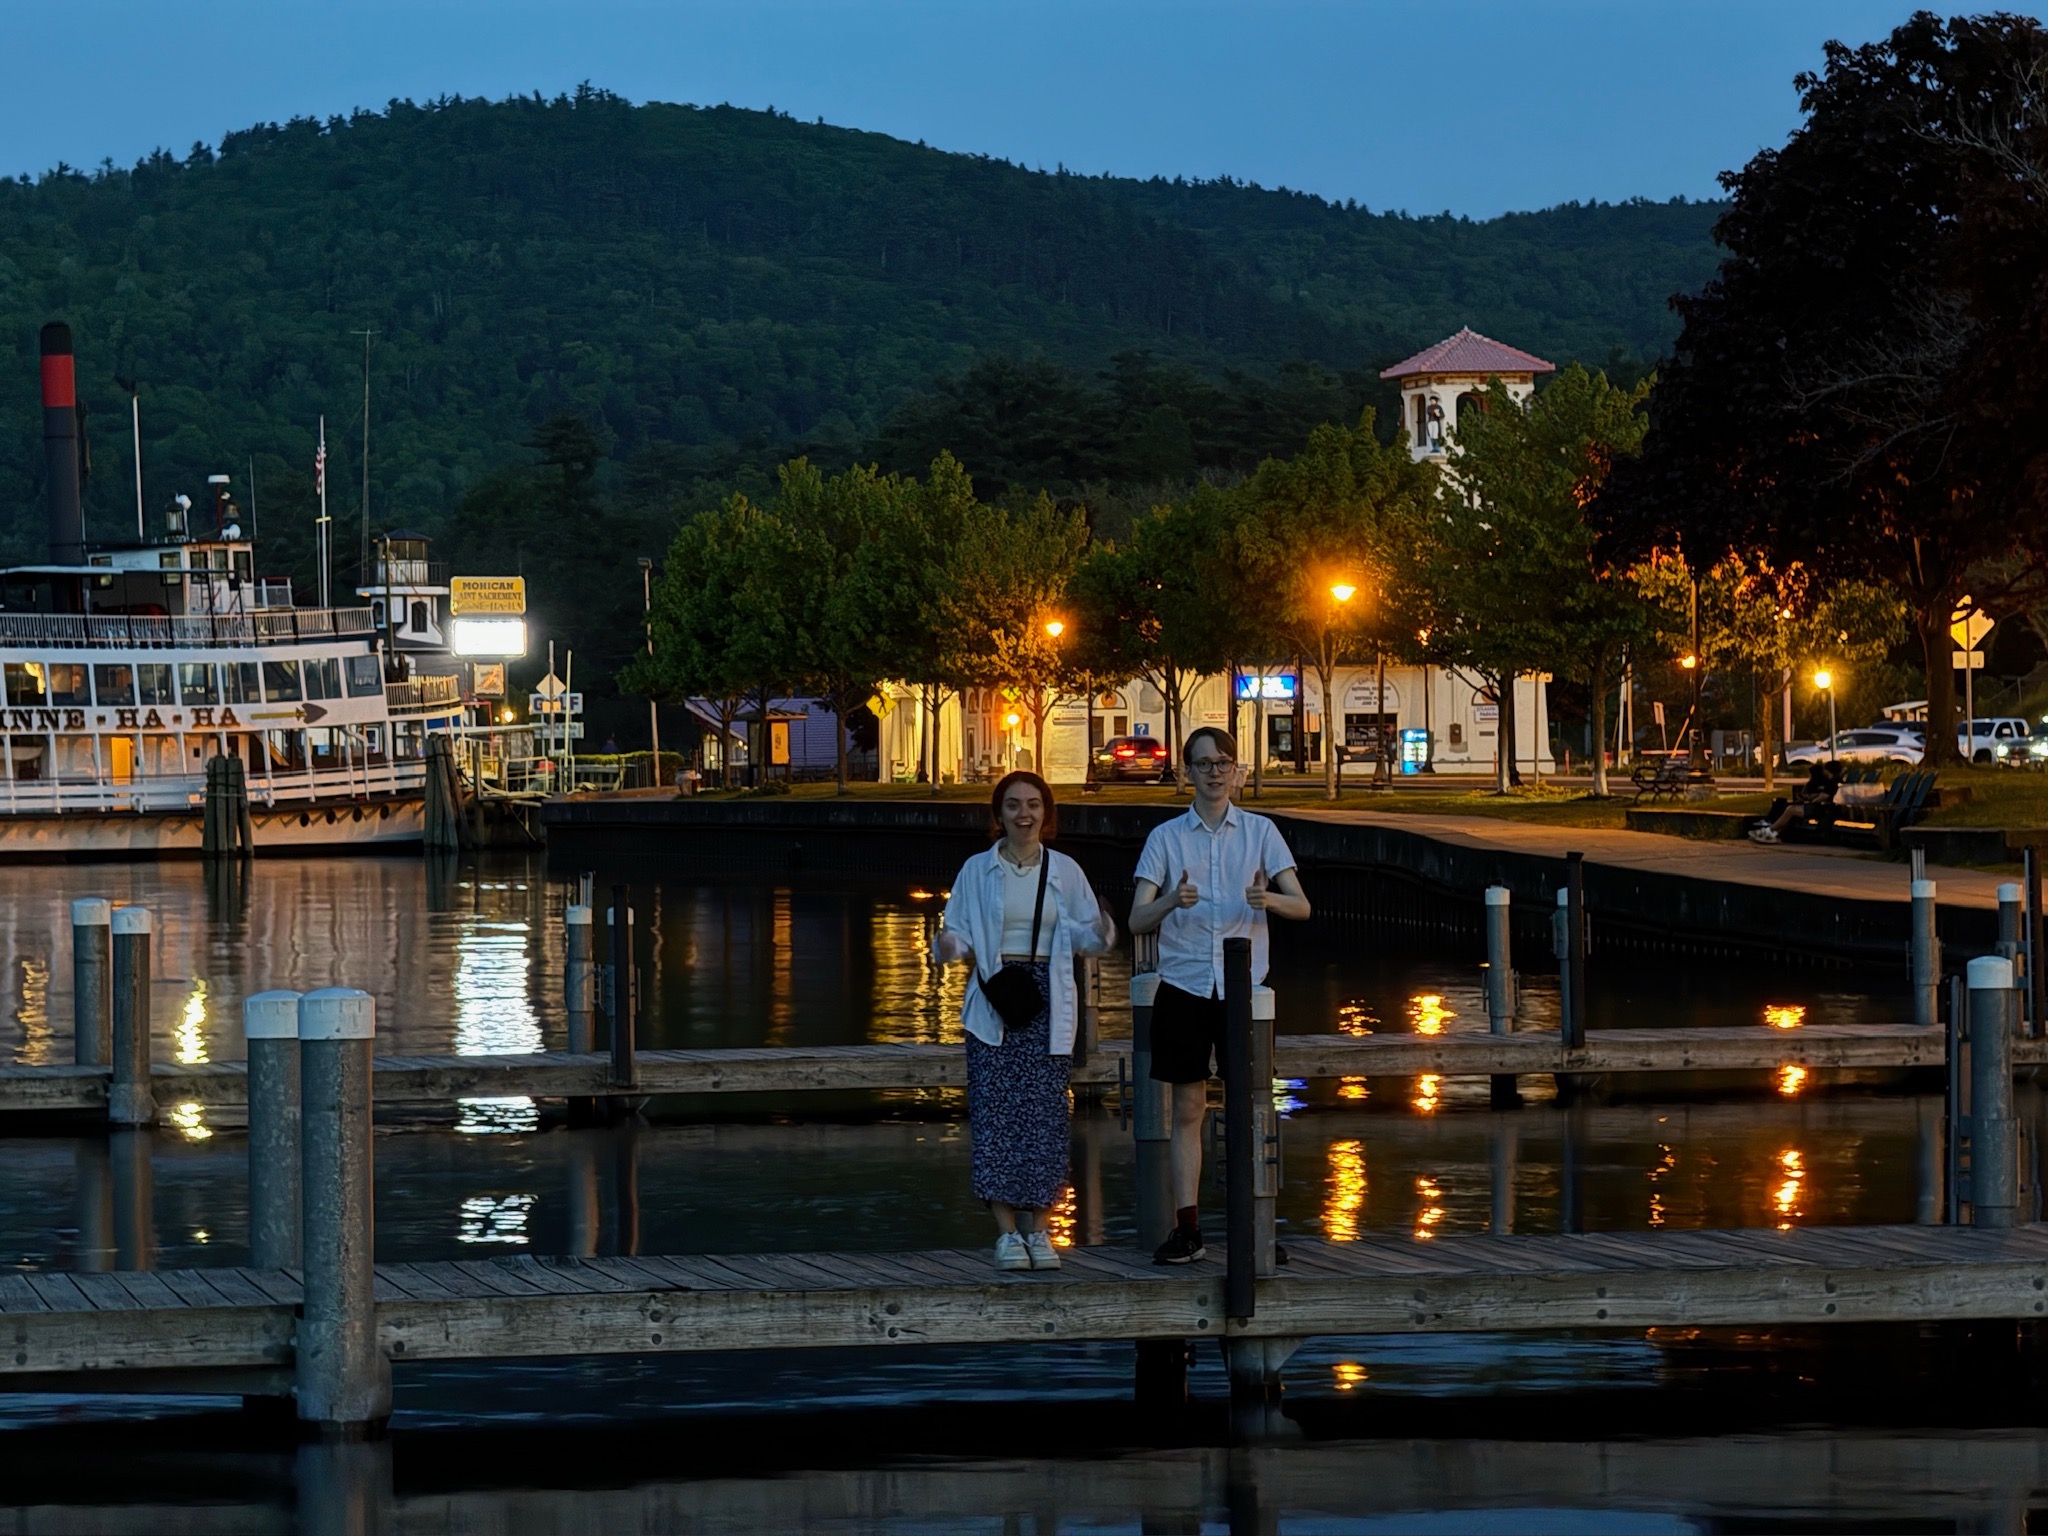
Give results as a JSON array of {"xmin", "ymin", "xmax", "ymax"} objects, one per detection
[{"xmin": 40, "ymin": 322, "xmax": 85, "ymax": 569}]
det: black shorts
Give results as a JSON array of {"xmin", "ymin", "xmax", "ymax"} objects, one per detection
[{"xmin": 1148, "ymin": 979, "xmax": 1228, "ymax": 1084}]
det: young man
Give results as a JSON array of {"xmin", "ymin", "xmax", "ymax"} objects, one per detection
[{"xmin": 1128, "ymin": 726, "xmax": 1311, "ymax": 1264}]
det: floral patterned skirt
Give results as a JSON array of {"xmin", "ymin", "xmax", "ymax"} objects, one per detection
[{"xmin": 964, "ymin": 961, "xmax": 1072, "ymax": 1209}]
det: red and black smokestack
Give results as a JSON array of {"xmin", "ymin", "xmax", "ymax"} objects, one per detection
[{"xmin": 40, "ymin": 323, "xmax": 86, "ymax": 571}]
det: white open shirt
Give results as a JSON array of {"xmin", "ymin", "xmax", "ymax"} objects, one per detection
[{"xmin": 1135, "ymin": 803, "xmax": 1297, "ymax": 999}]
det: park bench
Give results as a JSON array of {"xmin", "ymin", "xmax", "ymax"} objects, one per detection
[
  {"xmin": 1829, "ymin": 770, "xmax": 1937, "ymax": 851},
  {"xmin": 1628, "ymin": 753, "xmax": 1712, "ymax": 804}
]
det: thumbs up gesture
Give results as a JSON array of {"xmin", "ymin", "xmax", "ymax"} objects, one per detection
[
  {"xmin": 1246, "ymin": 866, "xmax": 1270, "ymax": 911},
  {"xmin": 1173, "ymin": 867, "xmax": 1200, "ymax": 909}
]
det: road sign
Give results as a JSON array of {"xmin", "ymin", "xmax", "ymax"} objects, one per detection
[
  {"xmin": 533, "ymin": 672, "xmax": 565, "ymax": 701},
  {"xmin": 1954, "ymin": 651, "xmax": 1986, "ymax": 671},
  {"xmin": 450, "ymin": 576, "xmax": 527, "ymax": 616},
  {"xmin": 1951, "ymin": 605, "xmax": 1994, "ymax": 651}
]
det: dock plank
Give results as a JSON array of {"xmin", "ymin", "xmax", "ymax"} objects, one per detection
[{"xmin": 0, "ymin": 1273, "xmax": 48, "ymax": 1312}]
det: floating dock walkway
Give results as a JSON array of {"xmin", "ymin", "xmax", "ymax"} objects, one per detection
[
  {"xmin": 11, "ymin": 1222, "xmax": 2048, "ymax": 1399},
  {"xmin": 0, "ymin": 1024, "xmax": 2001, "ymax": 1119}
]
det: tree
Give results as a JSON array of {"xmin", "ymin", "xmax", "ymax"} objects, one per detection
[
  {"xmin": 1636, "ymin": 553, "xmax": 1906, "ymax": 789},
  {"xmin": 1600, "ymin": 14, "xmax": 2048, "ymax": 766},
  {"xmin": 941, "ymin": 495, "xmax": 1089, "ymax": 774},
  {"xmin": 623, "ymin": 498, "xmax": 793, "ymax": 786},
  {"xmin": 1224, "ymin": 417, "xmax": 1434, "ymax": 800},
  {"xmin": 1436, "ymin": 367, "xmax": 1654, "ymax": 796}
]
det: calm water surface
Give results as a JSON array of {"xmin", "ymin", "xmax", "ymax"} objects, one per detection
[{"xmin": 0, "ymin": 851, "xmax": 2031, "ymax": 1530}]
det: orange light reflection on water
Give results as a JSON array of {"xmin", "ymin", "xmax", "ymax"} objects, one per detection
[
  {"xmin": 1338, "ymin": 1076, "xmax": 1369, "ymax": 1101},
  {"xmin": 1777, "ymin": 1063, "xmax": 1808, "ymax": 1096},
  {"xmin": 1332, "ymin": 1361, "xmax": 1368, "ymax": 1391},
  {"xmin": 1415, "ymin": 1175, "xmax": 1445, "ymax": 1239},
  {"xmin": 1047, "ymin": 1186, "xmax": 1078, "ymax": 1248},
  {"xmin": 1325, "ymin": 1138, "xmax": 1367, "ymax": 1241},
  {"xmin": 1337, "ymin": 1001, "xmax": 1376, "ymax": 1036},
  {"xmin": 1764, "ymin": 1004, "xmax": 1807, "ymax": 1030},
  {"xmin": 1413, "ymin": 1074, "xmax": 1441, "ymax": 1113},
  {"xmin": 1773, "ymin": 1148, "xmax": 1805, "ymax": 1228},
  {"xmin": 1408, "ymin": 994, "xmax": 1455, "ymax": 1036}
]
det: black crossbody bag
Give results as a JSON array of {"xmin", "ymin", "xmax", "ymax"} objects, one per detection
[{"xmin": 978, "ymin": 854, "xmax": 1051, "ymax": 1031}]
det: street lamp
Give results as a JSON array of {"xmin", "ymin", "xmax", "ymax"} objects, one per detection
[
  {"xmin": 1325, "ymin": 582, "xmax": 1359, "ymax": 798},
  {"xmin": 638, "ymin": 556, "xmax": 661, "ymax": 786},
  {"xmin": 1813, "ymin": 669, "xmax": 1836, "ymax": 763}
]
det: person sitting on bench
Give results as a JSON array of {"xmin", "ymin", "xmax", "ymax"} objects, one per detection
[{"xmin": 1749, "ymin": 761, "xmax": 1841, "ymax": 843}]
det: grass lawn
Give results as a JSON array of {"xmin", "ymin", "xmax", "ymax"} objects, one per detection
[{"xmin": 1917, "ymin": 766, "xmax": 2048, "ymax": 828}]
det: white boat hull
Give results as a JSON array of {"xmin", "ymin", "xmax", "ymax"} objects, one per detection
[{"xmin": 0, "ymin": 796, "xmax": 424, "ymax": 860}]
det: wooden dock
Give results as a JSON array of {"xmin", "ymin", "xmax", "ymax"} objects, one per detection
[
  {"xmin": 9, "ymin": 1222, "xmax": 2048, "ymax": 1397},
  {"xmin": 0, "ymin": 1023, "xmax": 2005, "ymax": 1116}
]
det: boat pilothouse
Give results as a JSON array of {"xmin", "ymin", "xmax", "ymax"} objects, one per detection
[{"xmin": 0, "ymin": 322, "xmax": 452, "ymax": 856}]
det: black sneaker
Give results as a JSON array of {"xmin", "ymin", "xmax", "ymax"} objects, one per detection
[{"xmin": 1153, "ymin": 1227, "xmax": 1207, "ymax": 1265}]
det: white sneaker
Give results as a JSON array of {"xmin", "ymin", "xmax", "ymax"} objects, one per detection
[
  {"xmin": 1748, "ymin": 826, "xmax": 1779, "ymax": 844},
  {"xmin": 1024, "ymin": 1230, "xmax": 1061, "ymax": 1270},
  {"xmin": 994, "ymin": 1231, "xmax": 1031, "ymax": 1271}
]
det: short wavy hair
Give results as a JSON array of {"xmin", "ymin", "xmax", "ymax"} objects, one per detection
[{"xmin": 989, "ymin": 770, "xmax": 1059, "ymax": 841}]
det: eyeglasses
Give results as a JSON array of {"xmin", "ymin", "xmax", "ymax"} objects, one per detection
[{"xmin": 1188, "ymin": 757, "xmax": 1236, "ymax": 774}]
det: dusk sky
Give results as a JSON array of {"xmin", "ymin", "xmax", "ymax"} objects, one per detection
[{"xmin": 5, "ymin": 2, "xmax": 2030, "ymax": 217}]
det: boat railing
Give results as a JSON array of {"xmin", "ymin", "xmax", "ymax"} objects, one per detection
[
  {"xmin": 385, "ymin": 675, "xmax": 464, "ymax": 714},
  {"xmin": 0, "ymin": 608, "xmax": 378, "ymax": 650},
  {"xmin": 0, "ymin": 758, "xmax": 428, "ymax": 816}
]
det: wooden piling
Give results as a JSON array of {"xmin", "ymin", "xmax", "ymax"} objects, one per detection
[
  {"xmin": 1483, "ymin": 886, "xmax": 1519, "ymax": 1109},
  {"xmin": 608, "ymin": 887, "xmax": 637, "ymax": 1095},
  {"xmin": 1223, "ymin": 936, "xmax": 1256, "ymax": 1323},
  {"xmin": 1911, "ymin": 879, "xmax": 1941, "ymax": 1029},
  {"xmin": 297, "ymin": 987, "xmax": 390, "ymax": 1435},
  {"xmin": 1969, "ymin": 956, "xmax": 2021, "ymax": 1230},
  {"xmin": 70, "ymin": 898, "xmax": 111, "ymax": 1068},
  {"xmin": 565, "ymin": 904, "xmax": 597, "ymax": 1125},
  {"xmin": 108, "ymin": 907, "xmax": 154, "ymax": 1128},
  {"xmin": 1564, "ymin": 852, "xmax": 1587, "ymax": 1048},
  {"xmin": 245, "ymin": 990, "xmax": 303, "ymax": 1270}
]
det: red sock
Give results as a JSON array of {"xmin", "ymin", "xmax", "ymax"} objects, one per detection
[{"xmin": 1176, "ymin": 1206, "xmax": 1200, "ymax": 1236}]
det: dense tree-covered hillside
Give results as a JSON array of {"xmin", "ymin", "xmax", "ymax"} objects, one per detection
[{"xmin": 0, "ymin": 87, "xmax": 1721, "ymax": 726}]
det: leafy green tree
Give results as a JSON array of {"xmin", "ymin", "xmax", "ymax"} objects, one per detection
[
  {"xmin": 1223, "ymin": 417, "xmax": 1434, "ymax": 800},
  {"xmin": 1435, "ymin": 366, "xmax": 1653, "ymax": 795}
]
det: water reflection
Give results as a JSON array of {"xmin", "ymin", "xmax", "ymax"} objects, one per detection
[
  {"xmin": 1778, "ymin": 1063, "xmax": 1809, "ymax": 1096},
  {"xmin": 1413, "ymin": 1073, "xmax": 1442, "ymax": 1113},
  {"xmin": 1407, "ymin": 992, "xmax": 1456, "ymax": 1035},
  {"xmin": 1323, "ymin": 1137, "xmax": 1367, "ymax": 1240},
  {"xmin": 1773, "ymin": 1148, "xmax": 1807, "ymax": 1227},
  {"xmin": 1414, "ymin": 1174, "xmax": 1446, "ymax": 1239},
  {"xmin": 1766, "ymin": 1003, "xmax": 1808, "ymax": 1030},
  {"xmin": 458, "ymin": 1193, "xmax": 536, "ymax": 1246}
]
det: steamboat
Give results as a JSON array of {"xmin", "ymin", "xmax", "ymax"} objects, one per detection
[{"xmin": 0, "ymin": 322, "xmax": 466, "ymax": 858}]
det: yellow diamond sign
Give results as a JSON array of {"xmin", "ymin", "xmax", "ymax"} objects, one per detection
[{"xmin": 451, "ymin": 576, "xmax": 527, "ymax": 616}]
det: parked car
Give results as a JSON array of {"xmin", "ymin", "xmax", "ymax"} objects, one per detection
[
  {"xmin": 1960, "ymin": 716, "xmax": 2032, "ymax": 764},
  {"xmin": 1092, "ymin": 735, "xmax": 1170, "ymax": 782},
  {"xmin": 1785, "ymin": 726, "xmax": 1925, "ymax": 767}
]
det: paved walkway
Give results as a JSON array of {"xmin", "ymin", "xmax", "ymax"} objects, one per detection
[{"xmin": 1283, "ymin": 808, "xmax": 2007, "ymax": 911}]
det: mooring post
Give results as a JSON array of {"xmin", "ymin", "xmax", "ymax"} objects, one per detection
[
  {"xmin": 1482, "ymin": 886, "xmax": 1519, "ymax": 1109},
  {"xmin": 2027, "ymin": 846, "xmax": 2047, "ymax": 1038},
  {"xmin": 608, "ymin": 885, "xmax": 637, "ymax": 1094},
  {"xmin": 70, "ymin": 897, "xmax": 111, "ymax": 1068},
  {"xmin": 294, "ymin": 1439, "xmax": 394, "ymax": 1536},
  {"xmin": 565, "ymin": 904, "xmax": 597, "ymax": 1124},
  {"xmin": 1946, "ymin": 972, "xmax": 1968, "ymax": 1224},
  {"xmin": 108, "ymin": 906, "xmax": 154, "ymax": 1128},
  {"xmin": 1910, "ymin": 879, "xmax": 1941, "ymax": 1029},
  {"xmin": 245, "ymin": 990, "xmax": 303, "ymax": 1270},
  {"xmin": 1128, "ymin": 930, "xmax": 1185, "ymax": 1405},
  {"xmin": 1968, "ymin": 955, "xmax": 2020, "ymax": 1230},
  {"xmin": 1564, "ymin": 853, "xmax": 1587, "ymax": 1048},
  {"xmin": 231, "ymin": 754, "xmax": 255, "ymax": 858},
  {"xmin": 1223, "ymin": 936, "xmax": 1256, "ymax": 1322},
  {"xmin": 297, "ymin": 987, "xmax": 390, "ymax": 1435},
  {"xmin": 1999, "ymin": 882, "xmax": 2023, "ymax": 970}
]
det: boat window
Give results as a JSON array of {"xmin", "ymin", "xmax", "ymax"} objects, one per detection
[
  {"xmin": 48, "ymin": 665, "xmax": 89, "ymax": 707},
  {"xmin": 3, "ymin": 663, "xmax": 45, "ymax": 707},
  {"xmin": 304, "ymin": 657, "xmax": 344, "ymax": 701},
  {"xmin": 346, "ymin": 655, "xmax": 383, "ymax": 697},
  {"xmin": 93, "ymin": 666, "xmax": 136, "ymax": 706},
  {"xmin": 411, "ymin": 600, "xmax": 430, "ymax": 635},
  {"xmin": 178, "ymin": 664, "xmax": 217, "ymax": 704},
  {"xmin": 234, "ymin": 551, "xmax": 253, "ymax": 584},
  {"xmin": 222, "ymin": 663, "xmax": 259, "ymax": 704},
  {"xmin": 136, "ymin": 665, "xmax": 173, "ymax": 706},
  {"xmin": 261, "ymin": 661, "xmax": 302, "ymax": 702}
]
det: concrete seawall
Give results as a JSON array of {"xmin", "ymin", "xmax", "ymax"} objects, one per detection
[{"xmin": 542, "ymin": 797, "xmax": 2000, "ymax": 966}]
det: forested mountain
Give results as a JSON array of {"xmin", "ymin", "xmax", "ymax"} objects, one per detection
[{"xmin": 0, "ymin": 87, "xmax": 1722, "ymax": 719}]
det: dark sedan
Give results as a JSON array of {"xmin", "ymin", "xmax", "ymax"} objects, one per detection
[{"xmin": 1093, "ymin": 735, "xmax": 1170, "ymax": 782}]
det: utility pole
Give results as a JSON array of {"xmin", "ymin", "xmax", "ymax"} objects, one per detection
[
  {"xmin": 351, "ymin": 327, "xmax": 376, "ymax": 580},
  {"xmin": 638, "ymin": 557, "xmax": 661, "ymax": 779}
]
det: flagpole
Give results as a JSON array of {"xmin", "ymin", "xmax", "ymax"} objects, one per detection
[{"xmin": 316, "ymin": 416, "xmax": 331, "ymax": 610}]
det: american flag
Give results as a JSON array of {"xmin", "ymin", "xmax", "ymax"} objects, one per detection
[{"xmin": 314, "ymin": 423, "xmax": 326, "ymax": 494}]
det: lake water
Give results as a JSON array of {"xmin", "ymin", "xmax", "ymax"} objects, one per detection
[{"xmin": 0, "ymin": 849, "xmax": 2038, "ymax": 1531}]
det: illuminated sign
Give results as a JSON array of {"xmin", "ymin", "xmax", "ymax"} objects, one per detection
[
  {"xmin": 450, "ymin": 576, "xmax": 527, "ymax": 616},
  {"xmin": 451, "ymin": 617, "xmax": 528, "ymax": 657},
  {"xmin": 1234, "ymin": 673, "xmax": 1298, "ymax": 701}
]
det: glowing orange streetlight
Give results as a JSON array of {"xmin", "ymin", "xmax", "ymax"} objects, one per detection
[
  {"xmin": 1330, "ymin": 583, "xmax": 1357, "ymax": 604},
  {"xmin": 1044, "ymin": 619, "xmax": 1065, "ymax": 639}
]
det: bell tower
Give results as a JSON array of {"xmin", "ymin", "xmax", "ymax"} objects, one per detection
[{"xmin": 1380, "ymin": 327, "xmax": 1555, "ymax": 461}]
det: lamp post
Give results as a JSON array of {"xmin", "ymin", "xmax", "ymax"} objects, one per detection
[
  {"xmin": 1684, "ymin": 572, "xmax": 1707, "ymax": 773},
  {"xmin": 1040, "ymin": 619, "xmax": 1064, "ymax": 778},
  {"xmin": 1326, "ymin": 583, "xmax": 1357, "ymax": 802},
  {"xmin": 1004, "ymin": 710, "xmax": 1022, "ymax": 771},
  {"xmin": 638, "ymin": 557, "xmax": 661, "ymax": 786},
  {"xmin": 1814, "ymin": 669, "xmax": 1837, "ymax": 764}
]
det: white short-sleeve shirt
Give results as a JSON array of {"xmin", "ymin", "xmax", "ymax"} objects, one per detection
[{"xmin": 1135, "ymin": 804, "xmax": 1297, "ymax": 997}]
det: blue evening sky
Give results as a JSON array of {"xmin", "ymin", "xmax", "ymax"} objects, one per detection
[{"xmin": 4, "ymin": 2, "xmax": 2027, "ymax": 217}]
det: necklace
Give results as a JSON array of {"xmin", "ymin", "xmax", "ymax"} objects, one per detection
[{"xmin": 998, "ymin": 843, "xmax": 1042, "ymax": 871}]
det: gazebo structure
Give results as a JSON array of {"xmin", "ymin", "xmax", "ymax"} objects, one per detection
[{"xmin": 1380, "ymin": 328, "xmax": 1555, "ymax": 461}]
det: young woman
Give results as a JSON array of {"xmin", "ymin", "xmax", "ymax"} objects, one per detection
[{"xmin": 935, "ymin": 771, "xmax": 1117, "ymax": 1271}]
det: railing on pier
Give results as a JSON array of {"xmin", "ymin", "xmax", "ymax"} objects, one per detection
[
  {"xmin": 0, "ymin": 608, "xmax": 378, "ymax": 651},
  {"xmin": 363, "ymin": 558, "xmax": 450, "ymax": 590},
  {"xmin": 385, "ymin": 675, "xmax": 463, "ymax": 715}
]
